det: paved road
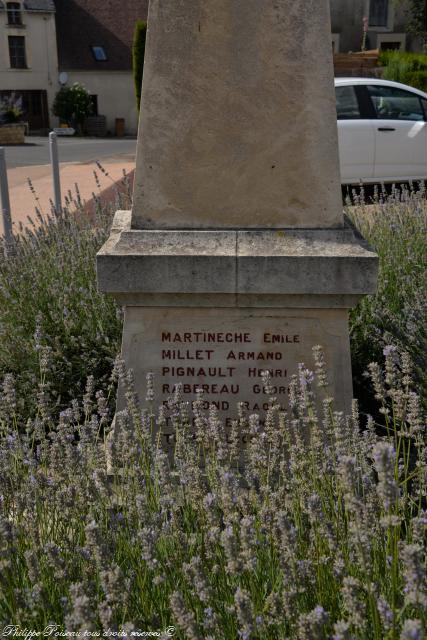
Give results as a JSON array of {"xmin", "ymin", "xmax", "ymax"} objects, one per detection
[{"xmin": 3, "ymin": 136, "xmax": 137, "ymax": 168}]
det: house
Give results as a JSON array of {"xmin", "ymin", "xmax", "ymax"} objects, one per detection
[
  {"xmin": 330, "ymin": 0, "xmax": 415, "ymax": 53},
  {"xmin": 0, "ymin": 0, "xmax": 58, "ymax": 132},
  {"xmin": 54, "ymin": 0, "xmax": 149, "ymax": 136},
  {"xmin": 0, "ymin": 0, "xmax": 419, "ymax": 136},
  {"xmin": 53, "ymin": 0, "xmax": 416, "ymax": 137}
]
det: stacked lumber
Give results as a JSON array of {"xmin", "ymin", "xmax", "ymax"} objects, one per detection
[{"xmin": 334, "ymin": 49, "xmax": 380, "ymax": 77}]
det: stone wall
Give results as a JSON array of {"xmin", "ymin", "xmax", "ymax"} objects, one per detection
[{"xmin": 0, "ymin": 124, "xmax": 26, "ymax": 144}]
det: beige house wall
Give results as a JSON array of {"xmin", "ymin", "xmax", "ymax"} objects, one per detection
[
  {"xmin": 64, "ymin": 70, "xmax": 138, "ymax": 135},
  {"xmin": 0, "ymin": 8, "xmax": 59, "ymax": 127}
]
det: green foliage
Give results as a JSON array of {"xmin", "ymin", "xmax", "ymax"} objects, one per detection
[
  {"xmin": 403, "ymin": 69, "xmax": 427, "ymax": 90},
  {"xmin": 0, "ymin": 349, "xmax": 425, "ymax": 635},
  {"xmin": 133, "ymin": 20, "xmax": 147, "ymax": 111},
  {"xmin": 0, "ymin": 179, "xmax": 132, "ymax": 424},
  {"xmin": 1, "ymin": 107, "xmax": 22, "ymax": 124},
  {"xmin": 52, "ymin": 82, "xmax": 93, "ymax": 128},
  {"xmin": 0, "ymin": 95, "xmax": 23, "ymax": 124},
  {"xmin": 348, "ymin": 187, "xmax": 427, "ymax": 411},
  {"xmin": 380, "ymin": 50, "xmax": 427, "ymax": 90},
  {"xmin": 405, "ymin": 0, "xmax": 427, "ymax": 47},
  {"xmin": 0, "ymin": 171, "xmax": 425, "ymax": 635}
]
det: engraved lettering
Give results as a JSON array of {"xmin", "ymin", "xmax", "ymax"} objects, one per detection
[
  {"xmin": 226, "ymin": 351, "xmax": 283, "ymax": 361},
  {"xmin": 161, "ymin": 349, "xmax": 214, "ymax": 360},
  {"xmin": 263, "ymin": 333, "xmax": 300, "ymax": 344},
  {"xmin": 253, "ymin": 384, "xmax": 288, "ymax": 394},
  {"xmin": 248, "ymin": 368, "xmax": 288, "ymax": 377},
  {"xmin": 161, "ymin": 366, "xmax": 236, "ymax": 377},
  {"xmin": 179, "ymin": 384, "xmax": 240, "ymax": 394},
  {"xmin": 161, "ymin": 332, "xmax": 252, "ymax": 343}
]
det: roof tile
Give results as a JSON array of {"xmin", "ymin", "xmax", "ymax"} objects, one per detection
[{"xmin": 55, "ymin": 0, "xmax": 148, "ymax": 71}]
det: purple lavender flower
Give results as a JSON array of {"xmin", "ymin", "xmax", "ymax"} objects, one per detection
[
  {"xmin": 400, "ymin": 619, "xmax": 424, "ymax": 640},
  {"xmin": 332, "ymin": 620, "xmax": 352, "ymax": 640},
  {"xmin": 372, "ymin": 442, "xmax": 400, "ymax": 510},
  {"xmin": 297, "ymin": 605, "xmax": 329, "ymax": 639},
  {"xmin": 377, "ymin": 597, "xmax": 394, "ymax": 632},
  {"xmin": 298, "ymin": 364, "xmax": 315, "ymax": 389},
  {"xmin": 400, "ymin": 543, "xmax": 427, "ymax": 608},
  {"xmin": 383, "ymin": 345, "xmax": 397, "ymax": 357},
  {"xmin": 146, "ymin": 372, "xmax": 155, "ymax": 403}
]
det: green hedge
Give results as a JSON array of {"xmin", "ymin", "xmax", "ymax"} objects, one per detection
[
  {"xmin": 133, "ymin": 20, "xmax": 147, "ymax": 111},
  {"xmin": 380, "ymin": 51, "xmax": 427, "ymax": 90}
]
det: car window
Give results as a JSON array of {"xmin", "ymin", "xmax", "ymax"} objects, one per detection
[
  {"xmin": 421, "ymin": 98, "xmax": 427, "ymax": 119},
  {"xmin": 335, "ymin": 86, "xmax": 361, "ymax": 119},
  {"xmin": 367, "ymin": 85, "xmax": 424, "ymax": 121}
]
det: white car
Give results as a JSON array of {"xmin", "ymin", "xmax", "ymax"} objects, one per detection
[{"xmin": 335, "ymin": 78, "xmax": 427, "ymax": 185}]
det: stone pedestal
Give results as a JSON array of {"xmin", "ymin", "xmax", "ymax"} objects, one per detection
[
  {"xmin": 97, "ymin": 0, "xmax": 378, "ymax": 440},
  {"xmin": 132, "ymin": 0, "xmax": 344, "ymax": 229},
  {"xmin": 97, "ymin": 212, "xmax": 377, "ymax": 425}
]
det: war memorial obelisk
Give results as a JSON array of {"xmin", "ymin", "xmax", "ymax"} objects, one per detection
[{"xmin": 97, "ymin": 0, "xmax": 378, "ymax": 431}]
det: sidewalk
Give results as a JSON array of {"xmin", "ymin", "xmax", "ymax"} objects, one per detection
[{"xmin": 0, "ymin": 158, "xmax": 135, "ymax": 235}]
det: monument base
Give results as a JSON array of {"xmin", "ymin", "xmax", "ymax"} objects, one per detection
[
  {"xmin": 120, "ymin": 306, "xmax": 353, "ymax": 420},
  {"xmin": 97, "ymin": 211, "xmax": 378, "ymax": 430}
]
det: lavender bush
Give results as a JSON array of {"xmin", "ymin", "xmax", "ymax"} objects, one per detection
[
  {"xmin": 0, "ymin": 178, "xmax": 425, "ymax": 635},
  {"xmin": 0, "ymin": 346, "xmax": 425, "ymax": 637},
  {"xmin": 0, "ymin": 177, "xmax": 425, "ymax": 425},
  {"xmin": 347, "ymin": 185, "xmax": 427, "ymax": 410},
  {"xmin": 0, "ymin": 173, "xmax": 129, "ymax": 422}
]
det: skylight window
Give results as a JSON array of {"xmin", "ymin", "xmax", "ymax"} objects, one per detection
[{"xmin": 91, "ymin": 46, "xmax": 107, "ymax": 61}]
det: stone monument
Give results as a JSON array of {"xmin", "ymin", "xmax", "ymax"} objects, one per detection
[{"xmin": 97, "ymin": 0, "xmax": 378, "ymax": 440}]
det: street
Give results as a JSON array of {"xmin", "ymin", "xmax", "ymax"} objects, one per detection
[
  {"xmin": 4, "ymin": 136, "xmax": 137, "ymax": 168},
  {"xmin": 0, "ymin": 136, "xmax": 136, "ymax": 234}
]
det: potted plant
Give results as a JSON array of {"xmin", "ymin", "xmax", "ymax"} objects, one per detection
[
  {"xmin": 0, "ymin": 95, "xmax": 26, "ymax": 144},
  {"xmin": 52, "ymin": 83, "xmax": 93, "ymax": 135}
]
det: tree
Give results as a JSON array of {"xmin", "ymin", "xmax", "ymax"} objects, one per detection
[
  {"xmin": 397, "ymin": 0, "xmax": 427, "ymax": 48},
  {"xmin": 133, "ymin": 20, "xmax": 147, "ymax": 111},
  {"xmin": 408, "ymin": 0, "xmax": 427, "ymax": 47},
  {"xmin": 52, "ymin": 83, "xmax": 93, "ymax": 132}
]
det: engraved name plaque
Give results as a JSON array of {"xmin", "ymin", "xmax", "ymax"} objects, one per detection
[{"xmin": 120, "ymin": 307, "xmax": 353, "ymax": 440}]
